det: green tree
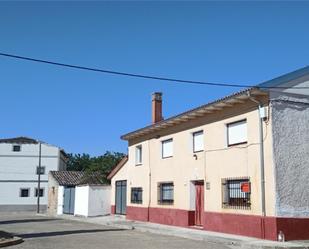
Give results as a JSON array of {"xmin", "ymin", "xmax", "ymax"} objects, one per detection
[{"xmin": 66, "ymin": 151, "xmax": 125, "ymax": 183}]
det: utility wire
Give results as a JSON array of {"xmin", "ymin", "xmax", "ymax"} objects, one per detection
[{"xmin": 0, "ymin": 52, "xmax": 308, "ymax": 89}]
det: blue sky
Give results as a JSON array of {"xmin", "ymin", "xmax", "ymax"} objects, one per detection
[{"xmin": 1, "ymin": 1, "xmax": 308, "ymax": 155}]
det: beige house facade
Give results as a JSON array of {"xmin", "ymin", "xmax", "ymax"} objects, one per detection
[{"xmin": 108, "ymin": 66, "xmax": 309, "ymax": 241}]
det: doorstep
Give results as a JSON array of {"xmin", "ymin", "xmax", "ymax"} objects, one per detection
[{"xmin": 55, "ymin": 214, "xmax": 309, "ymax": 249}]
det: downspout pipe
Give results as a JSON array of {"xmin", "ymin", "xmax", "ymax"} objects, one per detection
[{"xmin": 248, "ymin": 92, "xmax": 266, "ymax": 237}]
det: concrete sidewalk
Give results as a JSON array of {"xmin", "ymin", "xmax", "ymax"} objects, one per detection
[{"xmin": 55, "ymin": 214, "xmax": 309, "ymax": 249}]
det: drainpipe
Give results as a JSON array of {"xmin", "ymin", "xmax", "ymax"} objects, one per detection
[
  {"xmin": 147, "ymin": 140, "xmax": 151, "ymax": 222},
  {"xmin": 248, "ymin": 92, "xmax": 266, "ymax": 238}
]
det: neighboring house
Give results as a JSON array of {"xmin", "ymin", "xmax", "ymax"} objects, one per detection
[
  {"xmin": 108, "ymin": 66, "xmax": 309, "ymax": 241},
  {"xmin": 48, "ymin": 171, "xmax": 111, "ymax": 217},
  {"xmin": 0, "ymin": 137, "xmax": 67, "ymax": 212}
]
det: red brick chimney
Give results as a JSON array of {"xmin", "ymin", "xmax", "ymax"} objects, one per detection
[{"xmin": 152, "ymin": 92, "xmax": 163, "ymax": 124}]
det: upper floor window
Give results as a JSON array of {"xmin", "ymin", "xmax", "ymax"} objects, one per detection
[
  {"xmin": 20, "ymin": 188, "xmax": 29, "ymax": 197},
  {"xmin": 193, "ymin": 131, "xmax": 204, "ymax": 152},
  {"xmin": 36, "ymin": 166, "xmax": 45, "ymax": 175},
  {"xmin": 162, "ymin": 139, "xmax": 173, "ymax": 158},
  {"xmin": 227, "ymin": 120, "xmax": 247, "ymax": 146},
  {"xmin": 135, "ymin": 145, "xmax": 142, "ymax": 165},
  {"xmin": 12, "ymin": 145, "xmax": 21, "ymax": 152},
  {"xmin": 35, "ymin": 188, "xmax": 44, "ymax": 197}
]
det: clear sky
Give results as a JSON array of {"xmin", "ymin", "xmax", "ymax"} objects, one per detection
[{"xmin": 1, "ymin": 1, "xmax": 308, "ymax": 156}]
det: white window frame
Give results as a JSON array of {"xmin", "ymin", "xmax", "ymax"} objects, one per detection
[
  {"xmin": 193, "ymin": 130, "xmax": 204, "ymax": 152},
  {"xmin": 227, "ymin": 119, "xmax": 248, "ymax": 146},
  {"xmin": 135, "ymin": 145, "xmax": 142, "ymax": 165},
  {"xmin": 162, "ymin": 139, "xmax": 173, "ymax": 158}
]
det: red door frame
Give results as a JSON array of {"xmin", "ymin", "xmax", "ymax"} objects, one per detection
[{"xmin": 194, "ymin": 181, "xmax": 204, "ymax": 226}]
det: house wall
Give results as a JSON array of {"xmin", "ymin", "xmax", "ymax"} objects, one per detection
[
  {"xmin": 270, "ymin": 85, "xmax": 309, "ymax": 218},
  {"xmin": 111, "ymin": 96, "xmax": 280, "ymax": 239},
  {"xmin": 57, "ymin": 186, "xmax": 64, "ymax": 215},
  {"xmin": 74, "ymin": 185, "xmax": 89, "ymax": 217},
  {"xmin": 47, "ymin": 173, "xmax": 59, "ymax": 216},
  {"xmin": 74, "ymin": 185, "xmax": 111, "ymax": 217},
  {"xmin": 0, "ymin": 143, "xmax": 64, "ymax": 211},
  {"xmin": 88, "ymin": 185, "xmax": 111, "ymax": 216}
]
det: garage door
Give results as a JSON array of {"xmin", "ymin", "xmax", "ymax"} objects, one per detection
[{"xmin": 63, "ymin": 187, "xmax": 75, "ymax": 214}]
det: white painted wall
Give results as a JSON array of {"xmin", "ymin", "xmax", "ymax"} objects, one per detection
[
  {"xmin": 88, "ymin": 185, "xmax": 111, "ymax": 216},
  {"xmin": 57, "ymin": 186, "xmax": 64, "ymax": 215},
  {"xmin": 0, "ymin": 142, "xmax": 65, "ymax": 208},
  {"xmin": 74, "ymin": 185, "xmax": 90, "ymax": 217},
  {"xmin": 74, "ymin": 185, "xmax": 111, "ymax": 217}
]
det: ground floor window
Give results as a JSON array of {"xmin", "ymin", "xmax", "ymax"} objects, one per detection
[
  {"xmin": 131, "ymin": 187, "xmax": 143, "ymax": 204},
  {"xmin": 20, "ymin": 188, "xmax": 30, "ymax": 197},
  {"xmin": 222, "ymin": 177, "xmax": 251, "ymax": 209},
  {"xmin": 158, "ymin": 182, "xmax": 174, "ymax": 204},
  {"xmin": 35, "ymin": 188, "xmax": 44, "ymax": 197}
]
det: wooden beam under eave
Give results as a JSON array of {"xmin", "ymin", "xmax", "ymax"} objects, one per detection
[
  {"xmin": 206, "ymin": 106, "xmax": 223, "ymax": 111},
  {"xmin": 215, "ymin": 102, "xmax": 233, "ymax": 108},
  {"xmin": 250, "ymin": 89, "xmax": 268, "ymax": 96},
  {"xmin": 225, "ymin": 99, "xmax": 245, "ymax": 104},
  {"xmin": 196, "ymin": 109, "xmax": 213, "ymax": 114}
]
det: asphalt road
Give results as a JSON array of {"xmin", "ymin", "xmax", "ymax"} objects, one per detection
[{"xmin": 0, "ymin": 212, "xmax": 231, "ymax": 249}]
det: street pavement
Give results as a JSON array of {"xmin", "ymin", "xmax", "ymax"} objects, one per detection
[{"xmin": 0, "ymin": 212, "xmax": 230, "ymax": 249}]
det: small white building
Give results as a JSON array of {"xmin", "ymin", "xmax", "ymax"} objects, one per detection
[
  {"xmin": 48, "ymin": 171, "xmax": 111, "ymax": 217},
  {"xmin": 0, "ymin": 137, "xmax": 67, "ymax": 212},
  {"xmin": 74, "ymin": 185, "xmax": 111, "ymax": 217}
]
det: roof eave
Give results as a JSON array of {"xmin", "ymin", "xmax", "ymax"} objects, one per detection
[{"xmin": 121, "ymin": 88, "xmax": 268, "ymax": 141}]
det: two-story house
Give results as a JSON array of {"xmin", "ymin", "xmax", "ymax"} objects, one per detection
[
  {"xmin": 108, "ymin": 66, "xmax": 309, "ymax": 241},
  {"xmin": 0, "ymin": 137, "xmax": 67, "ymax": 211}
]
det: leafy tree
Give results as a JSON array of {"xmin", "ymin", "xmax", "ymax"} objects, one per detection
[{"xmin": 66, "ymin": 151, "xmax": 125, "ymax": 183}]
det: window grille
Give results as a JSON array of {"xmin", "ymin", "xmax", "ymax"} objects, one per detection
[
  {"xmin": 158, "ymin": 182, "xmax": 174, "ymax": 204},
  {"xmin": 222, "ymin": 177, "xmax": 251, "ymax": 209},
  {"xmin": 131, "ymin": 187, "xmax": 142, "ymax": 204}
]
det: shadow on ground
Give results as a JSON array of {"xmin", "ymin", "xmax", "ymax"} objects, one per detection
[
  {"xmin": 0, "ymin": 218, "xmax": 61, "ymax": 225},
  {"xmin": 17, "ymin": 228, "xmax": 127, "ymax": 239}
]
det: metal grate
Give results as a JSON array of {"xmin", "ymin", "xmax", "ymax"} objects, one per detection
[{"xmin": 222, "ymin": 177, "xmax": 251, "ymax": 210}]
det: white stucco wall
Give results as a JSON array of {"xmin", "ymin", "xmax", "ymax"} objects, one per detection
[
  {"xmin": 57, "ymin": 186, "xmax": 64, "ymax": 215},
  {"xmin": 88, "ymin": 185, "xmax": 111, "ymax": 216},
  {"xmin": 74, "ymin": 185, "xmax": 90, "ymax": 217},
  {"xmin": 0, "ymin": 142, "xmax": 65, "ymax": 209},
  {"xmin": 74, "ymin": 185, "xmax": 111, "ymax": 217}
]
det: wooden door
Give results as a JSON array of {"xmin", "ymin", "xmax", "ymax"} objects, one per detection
[{"xmin": 195, "ymin": 182, "xmax": 204, "ymax": 226}]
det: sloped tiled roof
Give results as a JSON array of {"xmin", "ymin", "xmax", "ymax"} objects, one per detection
[
  {"xmin": 50, "ymin": 171, "xmax": 106, "ymax": 186},
  {"xmin": 0, "ymin": 136, "xmax": 38, "ymax": 144},
  {"xmin": 107, "ymin": 156, "xmax": 128, "ymax": 180},
  {"xmin": 50, "ymin": 171, "xmax": 84, "ymax": 186}
]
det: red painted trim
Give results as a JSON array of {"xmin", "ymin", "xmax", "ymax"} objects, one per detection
[
  {"xmin": 111, "ymin": 205, "xmax": 115, "ymax": 214},
  {"xmin": 126, "ymin": 206, "xmax": 195, "ymax": 227},
  {"xmin": 203, "ymin": 211, "xmax": 277, "ymax": 240},
  {"xmin": 276, "ymin": 217, "xmax": 309, "ymax": 241},
  {"xmin": 123, "ymin": 207, "xmax": 309, "ymax": 241},
  {"xmin": 126, "ymin": 206, "xmax": 148, "ymax": 222}
]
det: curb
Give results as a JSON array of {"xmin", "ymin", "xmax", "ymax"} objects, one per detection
[
  {"xmin": 0, "ymin": 237, "xmax": 23, "ymax": 248},
  {"xmin": 56, "ymin": 215, "xmax": 309, "ymax": 249}
]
